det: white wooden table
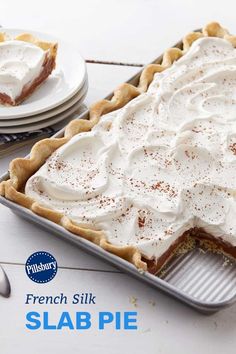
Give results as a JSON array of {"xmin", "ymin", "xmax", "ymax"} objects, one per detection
[{"xmin": 0, "ymin": 1, "xmax": 236, "ymax": 353}]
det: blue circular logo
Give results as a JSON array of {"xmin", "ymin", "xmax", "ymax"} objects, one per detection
[{"xmin": 25, "ymin": 251, "xmax": 57, "ymax": 283}]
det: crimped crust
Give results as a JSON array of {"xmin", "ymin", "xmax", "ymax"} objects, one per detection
[
  {"xmin": 0, "ymin": 32, "xmax": 57, "ymax": 61},
  {"xmin": 0, "ymin": 32, "xmax": 57, "ymax": 105},
  {"xmin": 0, "ymin": 22, "xmax": 234, "ymax": 272}
]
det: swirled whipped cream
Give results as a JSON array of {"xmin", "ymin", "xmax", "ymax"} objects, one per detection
[
  {"xmin": 0, "ymin": 40, "xmax": 46, "ymax": 100},
  {"xmin": 25, "ymin": 37, "xmax": 236, "ymax": 260}
]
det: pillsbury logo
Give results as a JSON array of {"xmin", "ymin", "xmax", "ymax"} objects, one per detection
[{"xmin": 25, "ymin": 251, "xmax": 57, "ymax": 283}]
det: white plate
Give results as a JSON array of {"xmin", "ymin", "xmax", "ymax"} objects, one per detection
[
  {"xmin": 0, "ymin": 28, "xmax": 87, "ymax": 119},
  {"xmin": 0, "ymin": 79, "xmax": 88, "ymax": 127},
  {"xmin": 0, "ymin": 73, "xmax": 88, "ymax": 123},
  {"xmin": 0, "ymin": 91, "xmax": 87, "ymax": 134}
]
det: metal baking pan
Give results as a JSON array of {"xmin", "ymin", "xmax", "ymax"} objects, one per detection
[{"xmin": 1, "ymin": 35, "xmax": 236, "ymax": 314}]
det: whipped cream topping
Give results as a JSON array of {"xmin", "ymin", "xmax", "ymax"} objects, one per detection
[
  {"xmin": 25, "ymin": 37, "xmax": 236, "ymax": 260},
  {"xmin": 0, "ymin": 40, "xmax": 47, "ymax": 100}
]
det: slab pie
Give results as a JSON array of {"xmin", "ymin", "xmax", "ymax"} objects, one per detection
[{"xmin": 1, "ymin": 22, "xmax": 236, "ymax": 274}]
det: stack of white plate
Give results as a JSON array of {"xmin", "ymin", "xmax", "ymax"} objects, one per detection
[{"xmin": 0, "ymin": 29, "xmax": 88, "ymax": 134}]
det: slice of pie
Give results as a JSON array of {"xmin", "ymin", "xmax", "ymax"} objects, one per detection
[
  {"xmin": 0, "ymin": 33, "xmax": 57, "ymax": 106},
  {"xmin": 1, "ymin": 22, "xmax": 236, "ymax": 274}
]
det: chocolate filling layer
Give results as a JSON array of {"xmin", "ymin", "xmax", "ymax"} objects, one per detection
[{"xmin": 143, "ymin": 228, "xmax": 236, "ymax": 275}]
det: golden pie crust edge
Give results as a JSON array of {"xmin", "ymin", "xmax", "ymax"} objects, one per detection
[{"xmin": 0, "ymin": 22, "xmax": 235, "ymax": 272}]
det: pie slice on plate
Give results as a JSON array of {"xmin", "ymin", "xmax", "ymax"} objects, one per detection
[
  {"xmin": 0, "ymin": 32, "xmax": 57, "ymax": 106},
  {"xmin": 1, "ymin": 22, "xmax": 236, "ymax": 274}
]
